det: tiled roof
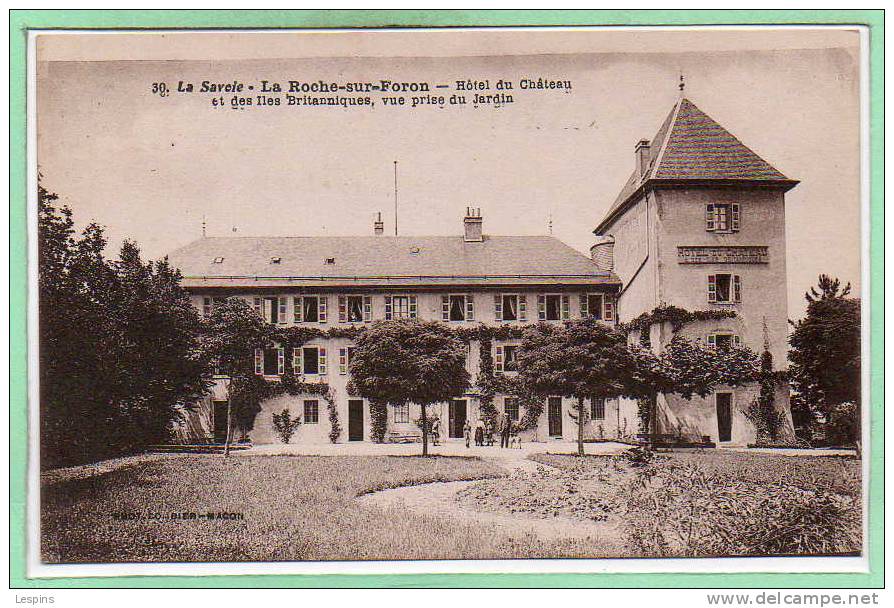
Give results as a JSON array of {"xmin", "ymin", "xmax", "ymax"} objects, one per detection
[
  {"xmin": 167, "ymin": 235, "xmax": 620, "ymax": 289},
  {"xmin": 595, "ymin": 98, "xmax": 797, "ymax": 234}
]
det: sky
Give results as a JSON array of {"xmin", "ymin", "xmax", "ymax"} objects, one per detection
[{"xmin": 35, "ymin": 28, "xmax": 862, "ymax": 319}]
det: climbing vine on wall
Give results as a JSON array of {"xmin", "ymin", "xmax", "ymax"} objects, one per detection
[
  {"xmin": 619, "ymin": 303, "xmax": 737, "ymax": 335},
  {"xmin": 368, "ymin": 399, "xmax": 389, "ymax": 443}
]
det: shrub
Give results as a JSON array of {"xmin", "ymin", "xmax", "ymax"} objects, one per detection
[
  {"xmin": 622, "ymin": 461, "xmax": 860, "ymax": 557},
  {"xmin": 271, "ymin": 408, "xmax": 301, "ymax": 444}
]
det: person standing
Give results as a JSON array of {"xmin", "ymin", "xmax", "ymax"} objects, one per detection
[
  {"xmin": 463, "ymin": 419, "xmax": 472, "ymax": 448},
  {"xmin": 431, "ymin": 417, "xmax": 441, "ymax": 447},
  {"xmin": 499, "ymin": 413, "xmax": 511, "ymax": 449},
  {"xmin": 474, "ymin": 420, "xmax": 484, "ymax": 446}
]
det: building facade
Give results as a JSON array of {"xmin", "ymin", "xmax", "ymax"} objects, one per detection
[
  {"xmin": 167, "ymin": 209, "xmax": 628, "ymax": 444},
  {"xmin": 169, "ymin": 95, "xmax": 796, "ymax": 448},
  {"xmin": 593, "ymin": 97, "xmax": 798, "ymax": 445}
]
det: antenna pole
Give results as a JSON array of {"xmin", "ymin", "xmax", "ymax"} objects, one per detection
[{"xmin": 393, "ymin": 160, "xmax": 398, "ymax": 236}]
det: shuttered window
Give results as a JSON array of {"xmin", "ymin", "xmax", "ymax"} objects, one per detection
[{"xmin": 708, "ymin": 274, "xmax": 741, "ymax": 303}]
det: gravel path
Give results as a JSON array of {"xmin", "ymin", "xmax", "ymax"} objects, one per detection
[{"xmin": 357, "ymin": 455, "xmax": 624, "ymax": 544}]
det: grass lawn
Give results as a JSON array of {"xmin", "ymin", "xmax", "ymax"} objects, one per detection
[{"xmin": 42, "ymin": 454, "xmax": 588, "ymax": 563}]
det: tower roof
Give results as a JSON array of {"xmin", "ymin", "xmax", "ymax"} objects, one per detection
[{"xmin": 594, "ymin": 98, "xmax": 798, "ymax": 235}]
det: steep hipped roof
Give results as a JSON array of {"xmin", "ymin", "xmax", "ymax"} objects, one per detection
[
  {"xmin": 167, "ymin": 235, "xmax": 619, "ymax": 289},
  {"xmin": 594, "ymin": 98, "xmax": 798, "ymax": 235}
]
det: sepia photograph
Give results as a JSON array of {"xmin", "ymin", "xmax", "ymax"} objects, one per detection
[{"xmin": 27, "ymin": 24, "xmax": 868, "ymax": 577}]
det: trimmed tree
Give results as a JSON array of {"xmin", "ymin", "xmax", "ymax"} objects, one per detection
[
  {"xmin": 628, "ymin": 336, "xmax": 761, "ymax": 445},
  {"xmin": 516, "ymin": 319, "xmax": 637, "ymax": 456},
  {"xmin": 347, "ymin": 319, "xmax": 470, "ymax": 456}
]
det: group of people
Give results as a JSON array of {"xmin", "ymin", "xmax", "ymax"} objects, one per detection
[
  {"xmin": 426, "ymin": 414, "xmax": 520, "ymax": 449},
  {"xmin": 465, "ymin": 414, "xmax": 519, "ymax": 449}
]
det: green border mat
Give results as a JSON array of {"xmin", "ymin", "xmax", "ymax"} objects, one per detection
[{"xmin": 9, "ymin": 9, "xmax": 884, "ymax": 589}]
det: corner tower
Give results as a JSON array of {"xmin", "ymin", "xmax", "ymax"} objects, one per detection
[{"xmin": 595, "ymin": 97, "xmax": 798, "ymax": 446}]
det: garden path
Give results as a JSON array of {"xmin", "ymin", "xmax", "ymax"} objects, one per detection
[{"xmin": 356, "ymin": 449, "xmax": 625, "ymax": 544}]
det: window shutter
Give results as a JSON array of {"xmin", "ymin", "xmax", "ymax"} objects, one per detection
[
  {"xmin": 319, "ymin": 347, "xmax": 327, "ymax": 375},
  {"xmin": 338, "ymin": 296, "xmax": 347, "ymax": 323},
  {"xmin": 293, "ymin": 296, "xmax": 302, "ymax": 323},
  {"xmin": 538, "ymin": 295, "xmax": 546, "ymax": 320},
  {"xmin": 277, "ymin": 347, "xmax": 285, "ymax": 375},
  {"xmin": 319, "ymin": 297, "xmax": 328, "ymax": 323},
  {"xmin": 409, "ymin": 295, "xmax": 417, "ymax": 319},
  {"xmin": 579, "ymin": 294, "xmax": 588, "ymax": 318},
  {"xmin": 603, "ymin": 297, "xmax": 615, "ymax": 322},
  {"xmin": 254, "ymin": 348, "xmax": 263, "ymax": 375},
  {"xmin": 203, "ymin": 297, "xmax": 212, "ymax": 318},
  {"xmin": 707, "ymin": 275, "xmax": 717, "ymax": 303},
  {"xmin": 339, "ymin": 348, "xmax": 347, "ymax": 375},
  {"xmin": 706, "ymin": 204, "xmax": 715, "ymax": 232},
  {"xmin": 561, "ymin": 295, "xmax": 570, "ymax": 320},
  {"xmin": 733, "ymin": 275, "xmax": 742, "ymax": 302},
  {"xmin": 292, "ymin": 348, "xmax": 302, "ymax": 376},
  {"xmin": 707, "ymin": 334, "xmax": 717, "ymax": 348},
  {"xmin": 519, "ymin": 295, "xmax": 527, "ymax": 321},
  {"xmin": 363, "ymin": 296, "xmax": 372, "ymax": 322},
  {"xmin": 384, "ymin": 295, "xmax": 393, "ymax": 320},
  {"xmin": 253, "ymin": 297, "xmax": 262, "ymax": 318},
  {"xmin": 731, "ymin": 203, "xmax": 741, "ymax": 232},
  {"xmin": 466, "ymin": 294, "xmax": 474, "ymax": 321},
  {"xmin": 494, "ymin": 295, "xmax": 502, "ymax": 322},
  {"xmin": 441, "ymin": 295, "xmax": 450, "ymax": 321},
  {"xmin": 278, "ymin": 297, "xmax": 287, "ymax": 324},
  {"xmin": 494, "ymin": 345, "xmax": 504, "ymax": 374}
]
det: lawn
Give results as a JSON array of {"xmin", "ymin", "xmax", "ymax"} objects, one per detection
[
  {"xmin": 42, "ymin": 454, "xmax": 589, "ymax": 563},
  {"xmin": 42, "ymin": 451, "xmax": 862, "ymax": 563}
]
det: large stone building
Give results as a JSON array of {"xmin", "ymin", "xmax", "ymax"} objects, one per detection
[
  {"xmin": 167, "ymin": 209, "xmax": 625, "ymax": 445},
  {"xmin": 593, "ymin": 97, "xmax": 798, "ymax": 445},
  {"xmin": 168, "ymin": 94, "xmax": 796, "ymax": 447}
]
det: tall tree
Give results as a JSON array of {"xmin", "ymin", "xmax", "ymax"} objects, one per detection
[
  {"xmin": 39, "ymin": 184, "xmax": 209, "ymax": 466},
  {"xmin": 788, "ymin": 274, "xmax": 861, "ymax": 441},
  {"xmin": 347, "ymin": 319, "xmax": 470, "ymax": 456},
  {"xmin": 516, "ymin": 319, "xmax": 636, "ymax": 456}
]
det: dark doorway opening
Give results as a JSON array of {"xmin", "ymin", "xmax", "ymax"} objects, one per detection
[
  {"xmin": 716, "ymin": 392, "xmax": 733, "ymax": 442},
  {"xmin": 548, "ymin": 396, "xmax": 563, "ymax": 437},
  {"xmin": 212, "ymin": 400, "xmax": 228, "ymax": 444},
  {"xmin": 348, "ymin": 399, "xmax": 364, "ymax": 441},
  {"xmin": 449, "ymin": 399, "xmax": 467, "ymax": 439}
]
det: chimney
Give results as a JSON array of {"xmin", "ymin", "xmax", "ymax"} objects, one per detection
[
  {"xmin": 463, "ymin": 207, "xmax": 483, "ymax": 242},
  {"xmin": 373, "ymin": 211, "xmax": 384, "ymax": 236},
  {"xmin": 635, "ymin": 139, "xmax": 651, "ymax": 178}
]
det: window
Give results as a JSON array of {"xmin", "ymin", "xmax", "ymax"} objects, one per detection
[
  {"xmin": 502, "ymin": 295, "xmax": 519, "ymax": 321},
  {"xmin": 442, "ymin": 294, "xmax": 474, "ymax": 322},
  {"xmin": 708, "ymin": 333, "xmax": 741, "ymax": 349},
  {"xmin": 212, "ymin": 256, "xmax": 224, "ymax": 264},
  {"xmin": 347, "ymin": 296, "xmax": 364, "ymax": 322},
  {"xmin": 304, "ymin": 400, "xmax": 319, "ymax": 424},
  {"xmin": 708, "ymin": 274, "xmax": 741, "ymax": 304},
  {"xmin": 385, "ymin": 295, "xmax": 417, "ymax": 320},
  {"xmin": 254, "ymin": 296, "xmax": 286, "ymax": 324},
  {"xmin": 393, "ymin": 403, "xmax": 410, "ymax": 424},
  {"xmin": 202, "ymin": 296, "xmax": 227, "ymax": 318},
  {"xmin": 706, "ymin": 203, "xmax": 740, "ymax": 233},
  {"xmin": 503, "ymin": 345, "xmax": 519, "ymax": 372},
  {"xmin": 338, "ymin": 296, "xmax": 370, "ymax": 323},
  {"xmin": 256, "ymin": 348, "xmax": 283, "ymax": 376},
  {"xmin": 303, "ymin": 297, "xmax": 319, "ymax": 322},
  {"xmin": 450, "ymin": 295, "xmax": 466, "ymax": 321},
  {"xmin": 591, "ymin": 397, "xmax": 606, "ymax": 420},
  {"xmin": 581, "ymin": 294, "xmax": 603, "ymax": 320},
  {"xmin": 538, "ymin": 294, "xmax": 569, "ymax": 321},
  {"xmin": 504, "ymin": 397, "xmax": 519, "ymax": 422}
]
